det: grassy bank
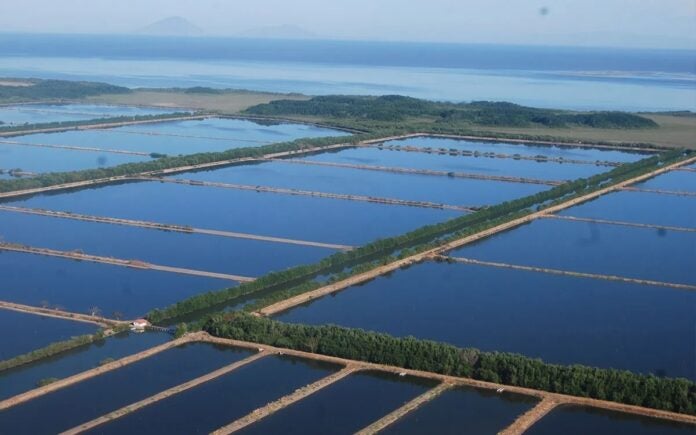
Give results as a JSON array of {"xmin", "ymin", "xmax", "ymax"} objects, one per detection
[{"xmin": 0, "ymin": 330, "xmax": 113, "ymax": 373}]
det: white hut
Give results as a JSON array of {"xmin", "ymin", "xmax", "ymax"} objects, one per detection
[{"xmin": 131, "ymin": 319, "xmax": 151, "ymax": 331}]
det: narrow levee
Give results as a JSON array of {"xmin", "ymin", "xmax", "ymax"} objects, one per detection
[
  {"xmin": 0, "ymin": 242, "xmax": 255, "ymax": 282},
  {"xmin": 0, "ymin": 205, "xmax": 353, "ymax": 250},
  {"xmin": 256, "ymin": 154, "xmax": 696, "ymax": 316}
]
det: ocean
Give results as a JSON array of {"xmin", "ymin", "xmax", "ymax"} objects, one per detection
[{"xmin": 0, "ymin": 33, "xmax": 694, "ymax": 111}]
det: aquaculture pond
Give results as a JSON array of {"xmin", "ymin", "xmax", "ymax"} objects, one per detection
[
  {"xmin": 558, "ymin": 190, "xmax": 696, "ymax": 228},
  {"xmin": 0, "ymin": 250, "xmax": 231, "ymax": 318},
  {"xmin": 240, "ymin": 371, "xmax": 436, "ymax": 435},
  {"xmin": 635, "ymin": 169, "xmax": 696, "ymax": 193},
  {"xmin": 5, "ymin": 181, "xmax": 459, "ymax": 246},
  {"xmin": 0, "ymin": 342, "xmax": 253, "ymax": 434},
  {"xmin": 526, "ymin": 406, "xmax": 696, "ymax": 435},
  {"xmin": 11, "ymin": 117, "xmax": 349, "ymax": 155},
  {"xmin": 183, "ymin": 159, "xmax": 549, "ymax": 207},
  {"xmin": 381, "ymin": 137, "xmax": 647, "ymax": 164},
  {"xmin": 0, "ymin": 141, "xmax": 149, "ymax": 175},
  {"xmin": 0, "ymin": 211, "xmax": 335, "ymax": 276},
  {"xmin": 0, "ymin": 331, "xmax": 170, "ymax": 401},
  {"xmin": 0, "ymin": 309, "xmax": 97, "ymax": 361},
  {"xmin": 451, "ymin": 218, "xmax": 696, "ymax": 285},
  {"xmin": 299, "ymin": 146, "xmax": 608, "ymax": 181},
  {"xmin": 89, "ymin": 355, "xmax": 340, "ymax": 434},
  {"xmin": 276, "ymin": 261, "xmax": 696, "ymax": 380},
  {"xmin": 0, "ymin": 103, "xmax": 173, "ymax": 126},
  {"xmin": 382, "ymin": 387, "xmax": 536, "ymax": 435}
]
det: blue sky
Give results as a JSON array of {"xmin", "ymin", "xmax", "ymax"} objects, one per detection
[{"xmin": 1, "ymin": 0, "xmax": 694, "ymax": 49}]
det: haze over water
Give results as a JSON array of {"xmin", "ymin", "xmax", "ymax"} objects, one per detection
[{"xmin": 1, "ymin": 34, "xmax": 694, "ymax": 111}]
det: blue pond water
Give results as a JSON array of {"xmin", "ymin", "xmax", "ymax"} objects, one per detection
[
  {"xmin": 558, "ymin": 190, "xmax": 696, "ymax": 228},
  {"xmin": 277, "ymin": 262, "xmax": 696, "ymax": 379},
  {"xmin": 382, "ymin": 388, "xmax": 536, "ymax": 435},
  {"xmin": 381, "ymin": 137, "xmax": 647, "ymax": 163},
  {"xmin": 451, "ymin": 218, "xmax": 696, "ymax": 285},
  {"xmin": 0, "ymin": 250, "xmax": 231, "ymax": 318},
  {"xmin": 305, "ymin": 146, "xmax": 617, "ymax": 181},
  {"xmin": 0, "ymin": 211, "xmax": 334, "ymax": 276},
  {"xmin": 0, "ymin": 309, "xmax": 97, "ymax": 361},
  {"xmin": 0, "ymin": 331, "xmax": 170, "ymax": 401},
  {"xmin": 636, "ymin": 170, "xmax": 696, "ymax": 193},
  {"xmin": 0, "ymin": 103, "xmax": 173, "ymax": 126},
  {"xmin": 5, "ymin": 180, "xmax": 458, "ymax": 246},
  {"xmin": 13, "ymin": 117, "xmax": 348, "ymax": 155},
  {"xmin": 183, "ymin": 160, "xmax": 548, "ymax": 208},
  {"xmin": 90, "ymin": 355, "xmax": 340, "ymax": 434},
  {"xmin": 0, "ymin": 342, "xmax": 253, "ymax": 434},
  {"xmin": 240, "ymin": 371, "xmax": 436, "ymax": 435},
  {"xmin": 0, "ymin": 142, "xmax": 150, "ymax": 175},
  {"xmin": 526, "ymin": 406, "xmax": 696, "ymax": 435}
]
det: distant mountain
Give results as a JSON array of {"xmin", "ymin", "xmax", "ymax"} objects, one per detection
[
  {"xmin": 240, "ymin": 25, "xmax": 318, "ymax": 40},
  {"xmin": 137, "ymin": 17, "xmax": 204, "ymax": 36}
]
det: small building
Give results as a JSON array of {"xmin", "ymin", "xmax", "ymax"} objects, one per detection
[{"xmin": 131, "ymin": 319, "xmax": 151, "ymax": 331}]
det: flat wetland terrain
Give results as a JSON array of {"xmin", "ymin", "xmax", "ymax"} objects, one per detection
[
  {"xmin": 481, "ymin": 114, "xmax": 696, "ymax": 149},
  {"xmin": 86, "ymin": 89, "xmax": 309, "ymax": 114}
]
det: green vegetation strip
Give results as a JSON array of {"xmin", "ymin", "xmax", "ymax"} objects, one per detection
[
  {"xmin": 0, "ymin": 79, "xmax": 129, "ymax": 103},
  {"xmin": 0, "ymin": 112, "xmax": 195, "ymax": 134},
  {"xmin": 146, "ymin": 148, "xmax": 692, "ymax": 324},
  {"xmin": 205, "ymin": 312, "xmax": 696, "ymax": 416},
  {"xmin": 246, "ymin": 95, "xmax": 658, "ymax": 129},
  {"xmin": 0, "ymin": 133, "xmax": 370, "ymax": 194},
  {"xmin": 0, "ymin": 328, "xmax": 125, "ymax": 373}
]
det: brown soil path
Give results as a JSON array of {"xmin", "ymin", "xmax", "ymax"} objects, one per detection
[
  {"xmin": 0, "ymin": 114, "xmax": 208, "ymax": 137},
  {"xmin": 147, "ymin": 176, "xmax": 475, "ymax": 212},
  {"xmin": 95, "ymin": 128, "xmax": 275, "ymax": 144},
  {"xmin": 211, "ymin": 366, "xmax": 358, "ymax": 434},
  {"xmin": 0, "ymin": 205, "xmax": 352, "ymax": 251},
  {"xmin": 355, "ymin": 383, "xmax": 454, "ymax": 434},
  {"xmin": 0, "ymin": 300, "xmax": 126, "ymax": 327},
  {"xmin": 201, "ymin": 334, "xmax": 696, "ymax": 426},
  {"xmin": 0, "ymin": 142, "xmax": 355, "ymax": 201},
  {"xmin": 60, "ymin": 351, "xmax": 270, "ymax": 435},
  {"xmin": 0, "ymin": 242, "xmax": 255, "ymax": 282},
  {"xmin": 621, "ymin": 186, "xmax": 696, "ymax": 197},
  {"xmin": 0, "ymin": 139, "xmax": 150, "ymax": 156},
  {"xmin": 272, "ymin": 157, "xmax": 562, "ymax": 186},
  {"xmin": 443, "ymin": 256, "xmax": 696, "ymax": 291},
  {"xmin": 0, "ymin": 334, "xmax": 200, "ymax": 411},
  {"xmin": 257, "ymin": 155, "xmax": 696, "ymax": 316},
  {"xmin": 499, "ymin": 398, "xmax": 560, "ymax": 435},
  {"xmin": 6, "ymin": 332, "xmax": 693, "ymax": 429},
  {"xmin": 542, "ymin": 214, "xmax": 696, "ymax": 233}
]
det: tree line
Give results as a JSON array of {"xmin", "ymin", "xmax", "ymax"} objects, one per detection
[
  {"xmin": 146, "ymin": 148, "xmax": 693, "ymax": 324},
  {"xmin": 245, "ymin": 95, "xmax": 659, "ymax": 129},
  {"xmin": 0, "ymin": 79, "xmax": 129, "ymax": 103},
  {"xmin": 0, "ymin": 133, "xmax": 367, "ymax": 194},
  {"xmin": 0, "ymin": 330, "xmax": 109, "ymax": 373},
  {"xmin": 205, "ymin": 312, "xmax": 696, "ymax": 415},
  {"xmin": 0, "ymin": 111, "xmax": 193, "ymax": 133}
]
